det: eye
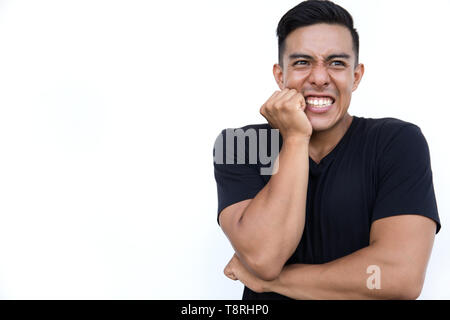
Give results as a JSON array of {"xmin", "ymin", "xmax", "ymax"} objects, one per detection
[
  {"xmin": 293, "ymin": 60, "xmax": 309, "ymax": 66},
  {"xmin": 331, "ymin": 60, "xmax": 346, "ymax": 67}
]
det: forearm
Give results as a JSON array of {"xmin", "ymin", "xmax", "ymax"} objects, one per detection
[
  {"xmin": 235, "ymin": 137, "xmax": 309, "ymax": 278},
  {"xmin": 266, "ymin": 244, "xmax": 421, "ymax": 300}
]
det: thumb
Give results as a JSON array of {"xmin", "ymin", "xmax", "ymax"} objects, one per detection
[{"xmin": 224, "ymin": 266, "xmax": 238, "ymax": 280}]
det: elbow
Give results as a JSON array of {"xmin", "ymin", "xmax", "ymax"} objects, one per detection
[
  {"xmin": 241, "ymin": 241, "xmax": 296, "ymax": 281},
  {"xmin": 246, "ymin": 254, "xmax": 283, "ymax": 281},
  {"xmin": 396, "ymin": 281, "xmax": 423, "ymax": 300},
  {"xmin": 392, "ymin": 273, "xmax": 424, "ymax": 300},
  {"xmin": 254, "ymin": 267, "xmax": 281, "ymax": 282}
]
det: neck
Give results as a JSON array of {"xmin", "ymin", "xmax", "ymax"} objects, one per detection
[{"xmin": 309, "ymin": 113, "xmax": 353, "ymax": 163}]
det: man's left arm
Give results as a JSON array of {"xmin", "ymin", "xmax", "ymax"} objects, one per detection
[{"xmin": 226, "ymin": 214, "xmax": 437, "ymax": 299}]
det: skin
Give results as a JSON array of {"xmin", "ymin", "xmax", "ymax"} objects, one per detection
[
  {"xmin": 225, "ymin": 215, "xmax": 436, "ymax": 299},
  {"xmin": 220, "ymin": 112, "xmax": 310, "ymax": 280},
  {"xmin": 273, "ymin": 23, "xmax": 364, "ymax": 163},
  {"xmin": 223, "ymin": 23, "xmax": 437, "ymax": 299}
]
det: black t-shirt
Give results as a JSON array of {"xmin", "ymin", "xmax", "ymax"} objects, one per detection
[{"xmin": 213, "ymin": 115, "xmax": 441, "ymax": 300}]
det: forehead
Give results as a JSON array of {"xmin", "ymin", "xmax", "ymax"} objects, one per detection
[{"xmin": 284, "ymin": 23, "xmax": 353, "ymax": 57}]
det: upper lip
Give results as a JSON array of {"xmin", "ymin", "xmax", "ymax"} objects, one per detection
[{"xmin": 304, "ymin": 93, "xmax": 336, "ymax": 102}]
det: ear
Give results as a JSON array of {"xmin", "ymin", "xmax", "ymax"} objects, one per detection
[
  {"xmin": 273, "ymin": 63, "xmax": 285, "ymax": 90},
  {"xmin": 352, "ymin": 63, "xmax": 365, "ymax": 92}
]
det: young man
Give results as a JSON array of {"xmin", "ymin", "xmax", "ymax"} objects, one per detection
[{"xmin": 213, "ymin": 0, "xmax": 441, "ymax": 300}]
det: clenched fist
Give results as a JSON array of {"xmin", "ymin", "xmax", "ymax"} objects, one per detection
[{"xmin": 260, "ymin": 88, "xmax": 312, "ymax": 140}]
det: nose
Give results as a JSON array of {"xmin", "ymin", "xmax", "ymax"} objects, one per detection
[{"xmin": 308, "ymin": 64, "xmax": 330, "ymax": 88}]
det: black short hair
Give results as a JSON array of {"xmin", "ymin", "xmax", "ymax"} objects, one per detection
[{"xmin": 276, "ymin": 0, "xmax": 359, "ymax": 68}]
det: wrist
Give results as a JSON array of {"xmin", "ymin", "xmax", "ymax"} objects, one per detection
[{"xmin": 283, "ymin": 135, "xmax": 310, "ymax": 145}]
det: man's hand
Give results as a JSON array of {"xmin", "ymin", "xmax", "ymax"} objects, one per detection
[
  {"xmin": 260, "ymin": 88, "xmax": 312, "ymax": 140},
  {"xmin": 224, "ymin": 253, "xmax": 271, "ymax": 293}
]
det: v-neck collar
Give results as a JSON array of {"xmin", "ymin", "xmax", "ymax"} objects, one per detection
[{"xmin": 309, "ymin": 116, "xmax": 359, "ymax": 168}]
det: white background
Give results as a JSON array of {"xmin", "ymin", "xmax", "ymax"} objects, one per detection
[{"xmin": 0, "ymin": 0, "xmax": 449, "ymax": 299}]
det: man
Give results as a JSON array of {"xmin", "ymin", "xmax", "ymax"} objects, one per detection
[{"xmin": 213, "ymin": 0, "xmax": 440, "ymax": 300}]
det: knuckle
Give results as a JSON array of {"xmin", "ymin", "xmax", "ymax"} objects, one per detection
[
  {"xmin": 260, "ymin": 106, "xmax": 266, "ymax": 115},
  {"xmin": 273, "ymin": 101, "xmax": 282, "ymax": 109},
  {"xmin": 285, "ymin": 100, "xmax": 294, "ymax": 107},
  {"xmin": 281, "ymin": 103, "xmax": 290, "ymax": 110}
]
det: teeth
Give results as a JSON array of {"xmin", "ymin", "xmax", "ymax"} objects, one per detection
[{"xmin": 306, "ymin": 97, "xmax": 334, "ymax": 108}]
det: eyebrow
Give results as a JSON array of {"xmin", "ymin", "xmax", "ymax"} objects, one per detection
[{"xmin": 288, "ymin": 53, "xmax": 351, "ymax": 61}]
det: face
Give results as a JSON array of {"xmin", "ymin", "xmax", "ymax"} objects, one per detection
[{"xmin": 274, "ymin": 23, "xmax": 364, "ymax": 132}]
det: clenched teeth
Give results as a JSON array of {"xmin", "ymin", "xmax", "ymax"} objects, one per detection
[{"xmin": 306, "ymin": 97, "xmax": 334, "ymax": 107}]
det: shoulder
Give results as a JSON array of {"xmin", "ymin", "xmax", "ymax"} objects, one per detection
[
  {"xmin": 355, "ymin": 117, "xmax": 433, "ymax": 173},
  {"xmin": 357, "ymin": 116, "xmax": 419, "ymax": 134},
  {"xmin": 355, "ymin": 116, "xmax": 425, "ymax": 149}
]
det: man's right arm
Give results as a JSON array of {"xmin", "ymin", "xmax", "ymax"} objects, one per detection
[{"xmin": 219, "ymin": 88, "xmax": 311, "ymax": 281}]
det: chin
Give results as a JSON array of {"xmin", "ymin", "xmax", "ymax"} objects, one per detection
[
  {"xmin": 307, "ymin": 109, "xmax": 348, "ymax": 133},
  {"xmin": 308, "ymin": 116, "xmax": 336, "ymax": 132}
]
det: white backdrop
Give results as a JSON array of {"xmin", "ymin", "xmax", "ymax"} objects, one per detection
[{"xmin": 0, "ymin": 0, "xmax": 448, "ymax": 299}]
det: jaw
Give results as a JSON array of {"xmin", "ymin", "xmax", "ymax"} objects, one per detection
[{"xmin": 306, "ymin": 103, "xmax": 350, "ymax": 132}]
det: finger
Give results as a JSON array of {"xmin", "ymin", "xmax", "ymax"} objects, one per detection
[
  {"xmin": 276, "ymin": 87, "xmax": 292, "ymax": 100},
  {"xmin": 227, "ymin": 272, "xmax": 238, "ymax": 281},
  {"xmin": 259, "ymin": 106, "xmax": 274, "ymax": 127},
  {"xmin": 262, "ymin": 90, "xmax": 281, "ymax": 112},
  {"xmin": 224, "ymin": 267, "xmax": 238, "ymax": 280},
  {"xmin": 267, "ymin": 90, "xmax": 281, "ymax": 103},
  {"xmin": 274, "ymin": 89, "xmax": 298, "ymax": 107},
  {"xmin": 288, "ymin": 92, "xmax": 306, "ymax": 110}
]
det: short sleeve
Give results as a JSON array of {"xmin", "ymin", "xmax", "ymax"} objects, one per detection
[
  {"xmin": 372, "ymin": 124, "xmax": 441, "ymax": 233},
  {"xmin": 213, "ymin": 129, "xmax": 266, "ymax": 225}
]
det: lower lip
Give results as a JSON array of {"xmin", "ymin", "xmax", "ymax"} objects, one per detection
[{"xmin": 306, "ymin": 102, "xmax": 334, "ymax": 114}]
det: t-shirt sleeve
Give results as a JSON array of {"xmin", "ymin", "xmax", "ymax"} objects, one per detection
[
  {"xmin": 213, "ymin": 129, "xmax": 266, "ymax": 225},
  {"xmin": 372, "ymin": 124, "xmax": 441, "ymax": 233}
]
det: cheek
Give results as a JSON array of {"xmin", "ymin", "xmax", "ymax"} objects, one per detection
[
  {"xmin": 330, "ymin": 74, "xmax": 354, "ymax": 102},
  {"xmin": 284, "ymin": 71, "xmax": 309, "ymax": 87}
]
